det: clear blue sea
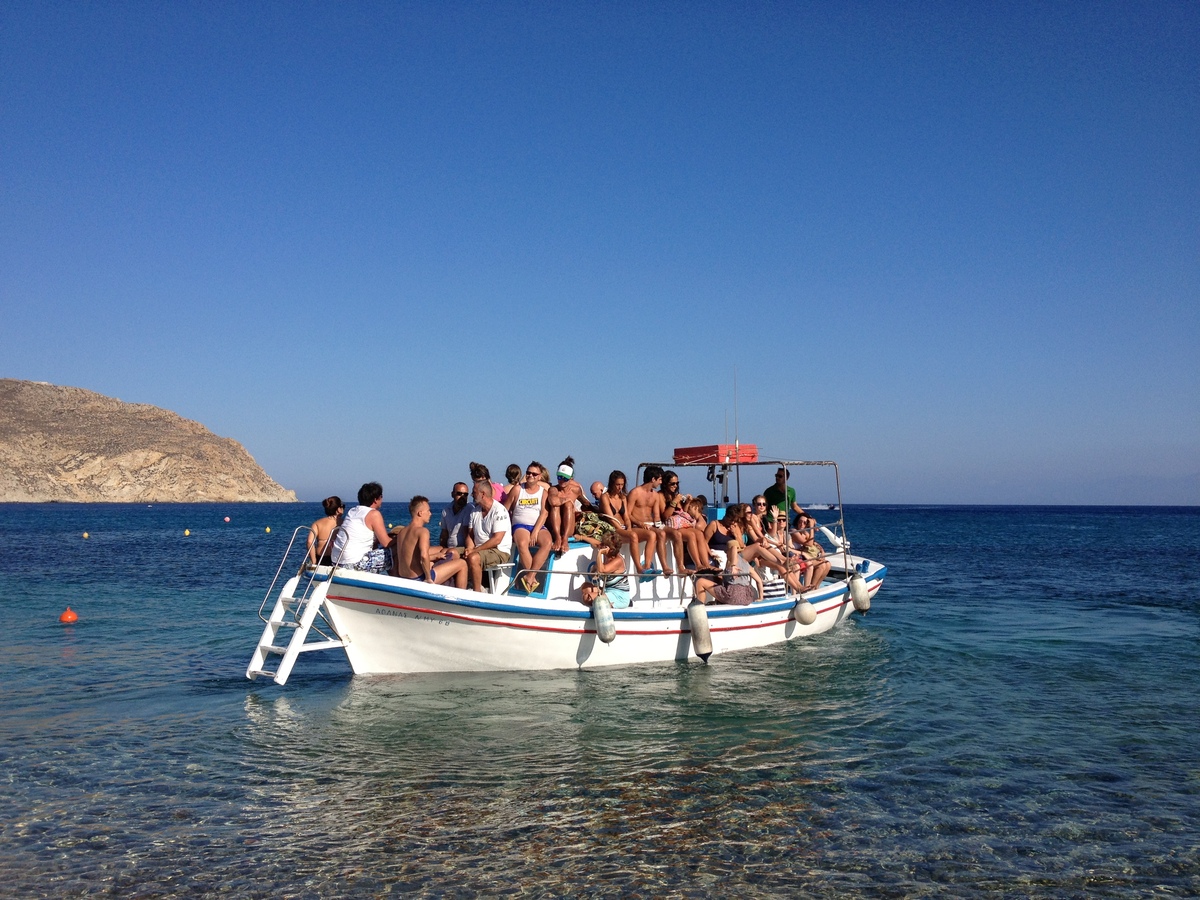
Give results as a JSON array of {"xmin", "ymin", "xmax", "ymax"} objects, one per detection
[{"xmin": 1, "ymin": 503, "xmax": 1197, "ymax": 897}]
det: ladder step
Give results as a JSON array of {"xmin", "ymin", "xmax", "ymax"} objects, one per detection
[
  {"xmin": 260, "ymin": 638, "xmax": 346, "ymax": 657},
  {"xmin": 247, "ymin": 668, "xmax": 277, "ymax": 679},
  {"xmin": 295, "ymin": 639, "xmax": 347, "ymax": 653}
]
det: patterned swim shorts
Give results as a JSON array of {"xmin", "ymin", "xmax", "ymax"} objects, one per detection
[{"xmin": 353, "ymin": 548, "xmax": 390, "ymax": 573}]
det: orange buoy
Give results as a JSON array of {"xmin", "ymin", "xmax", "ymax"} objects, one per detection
[
  {"xmin": 82, "ymin": 532, "xmax": 89, "ymax": 539},
  {"xmin": 59, "ymin": 607, "xmax": 78, "ymax": 624},
  {"xmin": 264, "ymin": 526, "xmax": 271, "ymax": 533}
]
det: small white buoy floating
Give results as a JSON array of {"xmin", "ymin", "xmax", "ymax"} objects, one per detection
[
  {"xmin": 850, "ymin": 573, "xmax": 870, "ymax": 612},
  {"xmin": 592, "ymin": 595, "xmax": 616, "ymax": 644},
  {"xmin": 793, "ymin": 599, "xmax": 817, "ymax": 625},
  {"xmin": 686, "ymin": 601, "xmax": 713, "ymax": 661}
]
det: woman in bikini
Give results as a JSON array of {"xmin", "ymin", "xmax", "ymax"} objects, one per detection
[
  {"xmin": 306, "ymin": 495, "xmax": 344, "ymax": 566},
  {"xmin": 712, "ymin": 504, "xmax": 804, "ymax": 593},
  {"xmin": 599, "ymin": 470, "xmax": 656, "ymax": 575},
  {"xmin": 665, "ymin": 490, "xmax": 711, "ymax": 572}
]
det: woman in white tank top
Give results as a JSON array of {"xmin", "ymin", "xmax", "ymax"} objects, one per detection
[{"xmin": 506, "ymin": 462, "xmax": 554, "ymax": 593}]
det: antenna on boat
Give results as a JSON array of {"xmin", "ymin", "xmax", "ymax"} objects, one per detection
[{"xmin": 733, "ymin": 367, "xmax": 741, "ymax": 502}]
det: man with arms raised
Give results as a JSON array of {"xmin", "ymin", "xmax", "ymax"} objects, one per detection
[
  {"xmin": 465, "ymin": 481, "xmax": 513, "ymax": 592},
  {"xmin": 393, "ymin": 496, "xmax": 468, "ymax": 587}
]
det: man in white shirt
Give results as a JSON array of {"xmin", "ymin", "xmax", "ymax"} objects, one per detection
[{"xmin": 465, "ymin": 481, "xmax": 513, "ymax": 591}]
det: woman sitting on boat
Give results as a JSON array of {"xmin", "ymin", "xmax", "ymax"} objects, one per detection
[
  {"xmin": 306, "ymin": 495, "xmax": 343, "ymax": 566},
  {"xmin": 711, "ymin": 504, "xmax": 804, "ymax": 594},
  {"xmin": 664, "ymin": 489, "xmax": 711, "ymax": 572},
  {"xmin": 505, "ymin": 462, "xmax": 554, "ymax": 593},
  {"xmin": 794, "ymin": 528, "xmax": 832, "ymax": 593},
  {"xmin": 693, "ymin": 535, "xmax": 763, "ymax": 606},
  {"xmin": 469, "ymin": 461, "xmax": 507, "ymax": 504},
  {"xmin": 579, "ymin": 531, "xmax": 631, "ymax": 609},
  {"xmin": 598, "ymin": 470, "xmax": 657, "ymax": 575}
]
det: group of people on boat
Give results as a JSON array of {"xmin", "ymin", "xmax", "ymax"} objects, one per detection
[{"xmin": 306, "ymin": 460, "xmax": 832, "ymax": 607}]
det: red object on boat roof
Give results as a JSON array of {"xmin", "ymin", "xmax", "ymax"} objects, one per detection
[{"xmin": 673, "ymin": 444, "xmax": 759, "ymax": 465}]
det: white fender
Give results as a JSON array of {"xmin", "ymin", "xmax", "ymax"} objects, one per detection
[
  {"xmin": 793, "ymin": 600, "xmax": 817, "ymax": 625},
  {"xmin": 849, "ymin": 574, "xmax": 871, "ymax": 612},
  {"xmin": 593, "ymin": 595, "xmax": 616, "ymax": 644},
  {"xmin": 686, "ymin": 601, "xmax": 713, "ymax": 661}
]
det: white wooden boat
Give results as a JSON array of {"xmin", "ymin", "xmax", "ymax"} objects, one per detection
[{"xmin": 246, "ymin": 453, "xmax": 885, "ymax": 684}]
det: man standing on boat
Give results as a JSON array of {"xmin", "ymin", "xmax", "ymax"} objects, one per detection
[
  {"xmin": 465, "ymin": 481, "xmax": 513, "ymax": 592},
  {"xmin": 439, "ymin": 482, "xmax": 474, "ymax": 559},
  {"xmin": 764, "ymin": 467, "xmax": 806, "ymax": 521},
  {"xmin": 331, "ymin": 482, "xmax": 393, "ymax": 572}
]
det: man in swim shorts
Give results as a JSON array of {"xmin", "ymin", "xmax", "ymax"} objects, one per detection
[
  {"xmin": 331, "ymin": 482, "xmax": 393, "ymax": 572},
  {"xmin": 393, "ymin": 496, "xmax": 468, "ymax": 587},
  {"xmin": 546, "ymin": 456, "xmax": 589, "ymax": 554},
  {"xmin": 627, "ymin": 465, "xmax": 671, "ymax": 574}
]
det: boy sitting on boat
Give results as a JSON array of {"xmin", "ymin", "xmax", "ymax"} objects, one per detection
[{"xmin": 392, "ymin": 496, "xmax": 468, "ymax": 588}]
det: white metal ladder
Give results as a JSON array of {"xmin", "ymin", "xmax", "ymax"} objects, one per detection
[{"xmin": 246, "ymin": 527, "xmax": 348, "ymax": 685}]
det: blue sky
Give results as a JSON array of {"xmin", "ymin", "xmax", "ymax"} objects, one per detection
[{"xmin": 2, "ymin": 1, "xmax": 1197, "ymax": 504}]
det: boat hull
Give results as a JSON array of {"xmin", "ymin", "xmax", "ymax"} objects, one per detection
[{"xmin": 316, "ymin": 551, "xmax": 886, "ymax": 674}]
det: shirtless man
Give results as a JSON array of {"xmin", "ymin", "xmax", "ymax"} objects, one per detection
[
  {"xmin": 627, "ymin": 465, "xmax": 671, "ymax": 575},
  {"xmin": 547, "ymin": 456, "xmax": 589, "ymax": 554},
  {"xmin": 393, "ymin": 496, "xmax": 468, "ymax": 587}
]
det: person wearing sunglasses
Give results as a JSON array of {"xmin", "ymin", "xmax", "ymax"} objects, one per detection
[
  {"xmin": 504, "ymin": 462, "xmax": 554, "ymax": 593},
  {"xmin": 438, "ymin": 482, "xmax": 474, "ymax": 560}
]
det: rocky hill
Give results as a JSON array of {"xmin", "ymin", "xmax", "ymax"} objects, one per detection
[{"xmin": 0, "ymin": 379, "xmax": 297, "ymax": 502}]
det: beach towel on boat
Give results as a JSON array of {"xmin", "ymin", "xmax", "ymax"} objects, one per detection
[{"xmin": 576, "ymin": 511, "xmax": 617, "ymax": 542}]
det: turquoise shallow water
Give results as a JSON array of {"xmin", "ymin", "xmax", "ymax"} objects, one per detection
[{"xmin": 1, "ymin": 503, "xmax": 1198, "ymax": 897}]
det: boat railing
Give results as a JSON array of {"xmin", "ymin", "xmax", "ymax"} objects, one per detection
[
  {"xmin": 255, "ymin": 526, "xmax": 343, "ymax": 645},
  {"xmin": 501, "ymin": 560, "xmax": 698, "ymax": 601},
  {"xmin": 257, "ymin": 526, "xmax": 313, "ymax": 623}
]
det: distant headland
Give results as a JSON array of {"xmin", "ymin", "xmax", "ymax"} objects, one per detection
[{"xmin": 0, "ymin": 379, "xmax": 297, "ymax": 502}]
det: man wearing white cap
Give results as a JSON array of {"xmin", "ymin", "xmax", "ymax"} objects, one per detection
[{"xmin": 547, "ymin": 455, "xmax": 589, "ymax": 555}]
